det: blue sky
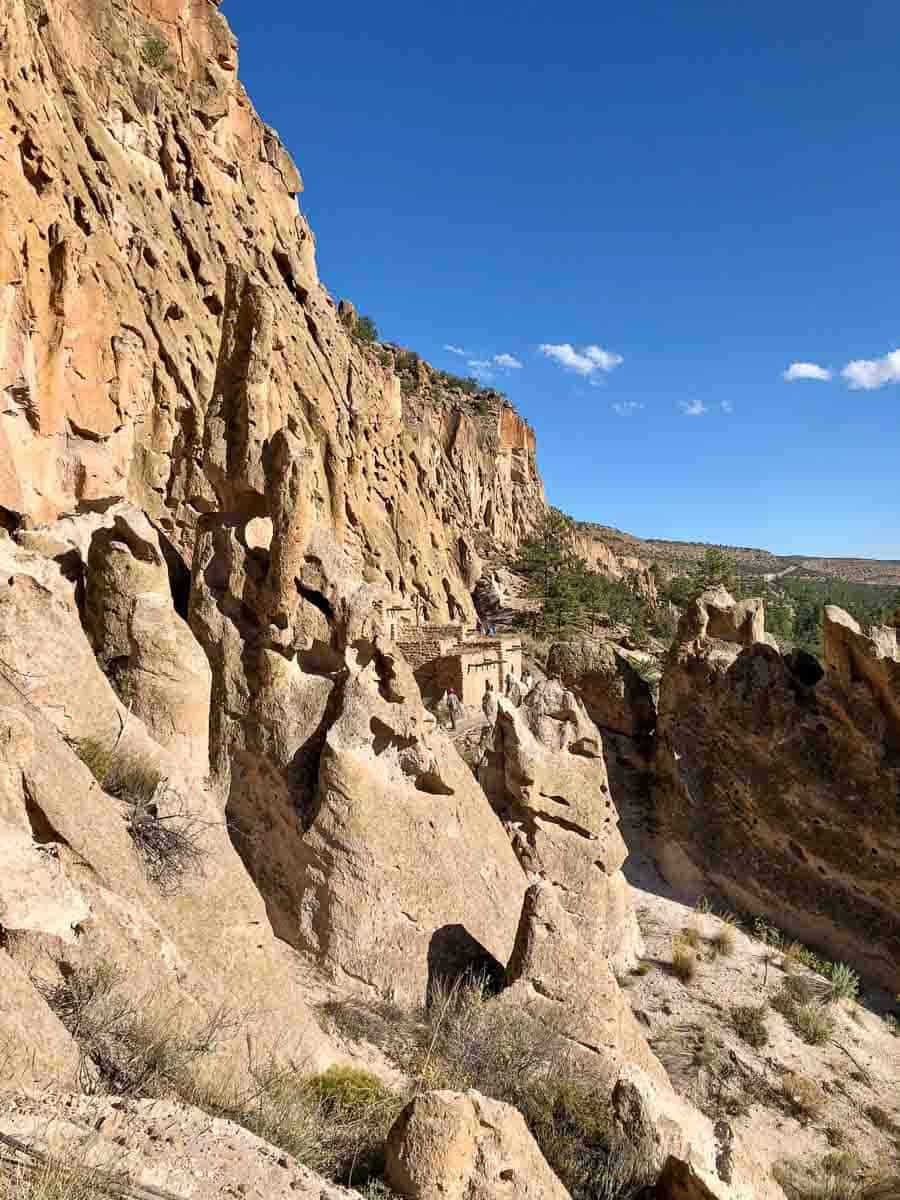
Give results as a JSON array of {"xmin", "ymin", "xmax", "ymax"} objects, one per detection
[{"xmin": 226, "ymin": 1, "xmax": 899, "ymax": 558}]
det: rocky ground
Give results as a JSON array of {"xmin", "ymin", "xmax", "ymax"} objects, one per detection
[{"xmin": 611, "ymin": 751, "xmax": 900, "ymax": 1189}]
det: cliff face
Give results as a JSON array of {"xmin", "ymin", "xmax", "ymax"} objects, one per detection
[
  {"xmin": 0, "ymin": 6, "xmax": 796, "ymax": 1197},
  {"xmin": 654, "ymin": 589, "xmax": 900, "ymax": 991},
  {"xmin": 0, "ymin": 0, "xmax": 543, "ymax": 623}
]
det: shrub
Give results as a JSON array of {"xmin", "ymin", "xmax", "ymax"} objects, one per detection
[
  {"xmin": 825, "ymin": 1124, "xmax": 848, "ymax": 1148},
  {"xmin": 355, "ymin": 315, "xmax": 378, "ymax": 343},
  {"xmin": 781, "ymin": 1071, "xmax": 826, "ymax": 1121},
  {"xmin": 140, "ymin": 35, "xmax": 170, "ymax": 70},
  {"xmin": 794, "ymin": 1001, "xmax": 837, "ymax": 1046},
  {"xmin": 827, "ymin": 963, "xmax": 860, "ymax": 1003},
  {"xmin": 35, "ymin": 959, "xmax": 235, "ymax": 1099},
  {"xmin": 671, "ymin": 937, "xmax": 698, "ymax": 983},
  {"xmin": 76, "ymin": 740, "xmax": 206, "ymax": 892},
  {"xmin": 227, "ymin": 1061, "xmax": 402, "ymax": 1185},
  {"xmin": 0, "ymin": 1157, "xmax": 124, "ymax": 1199},
  {"xmin": 308, "ymin": 1066, "xmax": 395, "ymax": 1119},
  {"xmin": 731, "ymin": 1004, "xmax": 769, "ymax": 1049},
  {"xmin": 783, "ymin": 940, "xmax": 805, "ymax": 973}
]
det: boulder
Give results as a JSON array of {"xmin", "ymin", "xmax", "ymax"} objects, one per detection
[{"xmin": 385, "ymin": 1089, "xmax": 570, "ymax": 1200}]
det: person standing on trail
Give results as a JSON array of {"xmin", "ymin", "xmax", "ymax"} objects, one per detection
[
  {"xmin": 521, "ymin": 669, "xmax": 534, "ymax": 695},
  {"xmin": 482, "ymin": 679, "xmax": 498, "ymax": 726},
  {"xmin": 446, "ymin": 687, "xmax": 462, "ymax": 731},
  {"xmin": 504, "ymin": 667, "xmax": 515, "ymax": 697}
]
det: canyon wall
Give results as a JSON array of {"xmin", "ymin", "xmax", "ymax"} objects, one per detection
[
  {"xmin": 0, "ymin": 0, "xmax": 543, "ymax": 623},
  {"xmin": 0, "ymin": 4, "xmax": 788, "ymax": 1197},
  {"xmin": 654, "ymin": 588, "xmax": 900, "ymax": 991}
]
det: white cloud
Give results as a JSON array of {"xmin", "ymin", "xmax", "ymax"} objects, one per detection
[
  {"xmin": 444, "ymin": 344, "xmax": 468, "ymax": 356},
  {"xmin": 783, "ymin": 361, "xmax": 832, "ymax": 382},
  {"xmin": 720, "ymin": 400, "xmax": 734, "ymax": 413},
  {"xmin": 467, "ymin": 359, "xmax": 492, "ymax": 370},
  {"xmin": 841, "ymin": 349, "xmax": 900, "ymax": 390},
  {"xmin": 493, "ymin": 353, "xmax": 523, "ymax": 370},
  {"xmin": 612, "ymin": 401, "xmax": 644, "ymax": 416},
  {"xmin": 680, "ymin": 399, "xmax": 708, "ymax": 417},
  {"xmin": 539, "ymin": 342, "xmax": 624, "ymax": 378}
]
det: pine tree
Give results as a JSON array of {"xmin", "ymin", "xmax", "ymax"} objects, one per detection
[
  {"xmin": 687, "ymin": 548, "xmax": 738, "ymax": 600},
  {"xmin": 515, "ymin": 509, "xmax": 582, "ymax": 637}
]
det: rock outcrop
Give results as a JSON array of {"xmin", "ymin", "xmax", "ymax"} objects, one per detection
[
  {"xmin": 505, "ymin": 884, "xmax": 664, "ymax": 1086},
  {"xmin": 0, "ymin": 1, "xmax": 794, "ymax": 1196},
  {"xmin": 0, "ymin": 1093, "xmax": 362, "ymax": 1199},
  {"xmin": 654, "ymin": 589, "xmax": 900, "ymax": 990},
  {"xmin": 546, "ymin": 639, "xmax": 657, "ymax": 738},
  {"xmin": 287, "ymin": 653, "xmax": 527, "ymax": 1002},
  {"xmin": 480, "ymin": 680, "xmax": 642, "ymax": 972},
  {"xmin": 0, "ymin": 530, "xmax": 330, "ymax": 1088},
  {"xmin": 385, "ymin": 1089, "xmax": 570, "ymax": 1200}
]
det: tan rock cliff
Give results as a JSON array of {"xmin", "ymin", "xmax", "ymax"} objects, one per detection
[{"xmin": 654, "ymin": 588, "xmax": 900, "ymax": 991}]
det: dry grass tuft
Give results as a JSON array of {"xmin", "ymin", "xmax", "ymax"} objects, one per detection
[
  {"xmin": 710, "ymin": 922, "xmax": 737, "ymax": 957},
  {"xmin": 773, "ymin": 987, "xmax": 836, "ymax": 1046},
  {"xmin": 35, "ymin": 959, "xmax": 239, "ymax": 1099},
  {"xmin": 77, "ymin": 739, "xmax": 206, "ymax": 893},
  {"xmin": 775, "ymin": 1152, "xmax": 900, "ymax": 1200},
  {"xmin": 671, "ymin": 936, "xmax": 698, "ymax": 983},
  {"xmin": 0, "ymin": 1161, "xmax": 121, "ymax": 1200},
  {"xmin": 679, "ymin": 921, "xmax": 701, "ymax": 949},
  {"xmin": 864, "ymin": 1105, "xmax": 898, "ymax": 1134}
]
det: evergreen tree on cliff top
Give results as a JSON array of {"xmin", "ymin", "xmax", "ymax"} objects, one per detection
[{"xmin": 515, "ymin": 508, "xmax": 583, "ymax": 636}]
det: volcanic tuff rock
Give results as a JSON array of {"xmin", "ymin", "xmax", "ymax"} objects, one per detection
[
  {"xmin": 480, "ymin": 680, "xmax": 643, "ymax": 973},
  {"xmin": 546, "ymin": 639, "xmax": 657, "ymax": 738},
  {"xmin": 385, "ymin": 1089, "xmax": 571, "ymax": 1200},
  {"xmin": 0, "ymin": 1093, "xmax": 362, "ymax": 1199},
  {"xmin": 505, "ymin": 884, "xmax": 664, "ymax": 1086},
  {"xmin": 0, "ymin": 0, "xmax": 543, "ymax": 627},
  {"xmin": 654, "ymin": 588, "xmax": 900, "ymax": 990},
  {"xmin": 0, "ymin": 1, "xmax": 791, "ymax": 1196},
  {"xmin": 0, "ymin": 529, "xmax": 331, "ymax": 1089}
]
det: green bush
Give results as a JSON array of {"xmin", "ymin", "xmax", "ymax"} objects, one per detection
[
  {"xmin": 827, "ymin": 963, "xmax": 859, "ymax": 1003},
  {"xmin": 355, "ymin": 315, "xmax": 379, "ymax": 343},
  {"xmin": 140, "ymin": 35, "xmax": 170, "ymax": 70}
]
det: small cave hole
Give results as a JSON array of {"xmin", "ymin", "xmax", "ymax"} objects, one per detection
[{"xmin": 295, "ymin": 582, "xmax": 334, "ymax": 622}]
